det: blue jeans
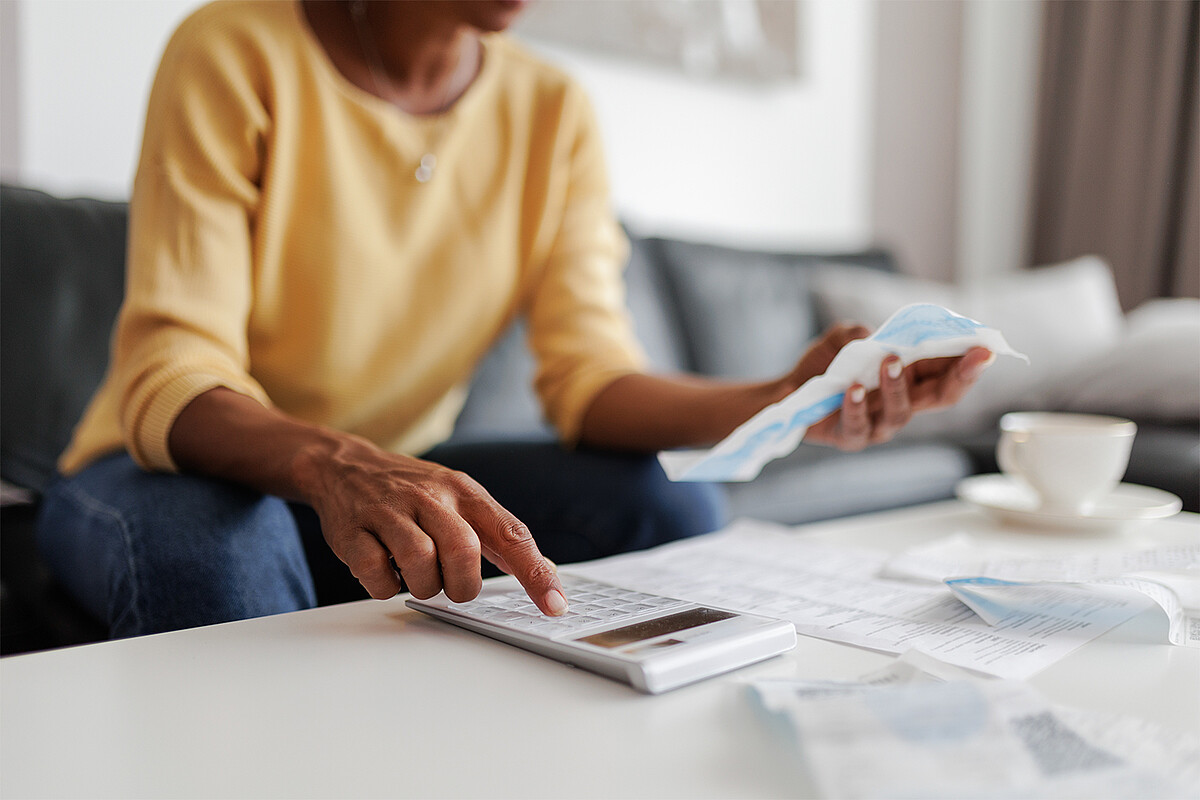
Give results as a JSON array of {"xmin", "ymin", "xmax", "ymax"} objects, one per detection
[{"xmin": 36, "ymin": 442, "xmax": 728, "ymax": 638}]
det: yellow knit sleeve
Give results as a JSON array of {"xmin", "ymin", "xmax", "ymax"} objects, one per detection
[
  {"xmin": 113, "ymin": 10, "xmax": 273, "ymax": 471},
  {"xmin": 526, "ymin": 86, "xmax": 649, "ymax": 444}
]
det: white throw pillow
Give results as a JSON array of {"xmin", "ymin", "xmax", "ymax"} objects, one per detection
[
  {"xmin": 809, "ymin": 255, "xmax": 1125, "ymax": 437},
  {"xmin": 1047, "ymin": 298, "xmax": 1200, "ymax": 422}
]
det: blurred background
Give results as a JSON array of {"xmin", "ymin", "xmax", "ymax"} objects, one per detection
[{"xmin": 1, "ymin": 0, "xmax": 1195, "ymax": 307}]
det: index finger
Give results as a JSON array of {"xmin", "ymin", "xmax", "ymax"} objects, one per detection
[{"xmin": 460, "ymin": 493, "xmax": 568, "ymax": 616}]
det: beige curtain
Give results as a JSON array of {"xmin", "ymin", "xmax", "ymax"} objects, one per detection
[{"xmin": 1029, "ymin": 0, "xmax": 1199, "ymax": 309}]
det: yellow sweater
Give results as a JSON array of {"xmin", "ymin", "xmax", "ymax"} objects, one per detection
[{"xmin": 61, "ymin": 0, "xmax": 646, "ymax": 475}]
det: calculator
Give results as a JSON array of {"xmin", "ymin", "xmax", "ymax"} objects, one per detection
[{"xmin": 406, "ymin": 574, "xmax": 796, "ymax": 694}]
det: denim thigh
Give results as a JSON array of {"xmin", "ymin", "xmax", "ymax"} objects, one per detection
[
  {"xmin": 36, "ymin": 453, "xmax": 318, "ymax": 638},
  {"xmin": 423, "ymin": 440, "xmax": 730, "ymax": 568}
]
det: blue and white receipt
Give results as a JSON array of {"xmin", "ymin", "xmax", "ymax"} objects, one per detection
[{"xmin": 658, "ymin": 304, "xmax": 1027, "ymax": 482}]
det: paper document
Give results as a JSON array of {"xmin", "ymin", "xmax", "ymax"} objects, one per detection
[
  {"xmin": 883, "ymin": 534, "xmax": 1200, "ymax": 583},
  {"xmin": 949, "ymin": 575, "xmax": 1199, "ymax": 648},
  {"xmin": 749, "ymin": 655, "xmax": 1200, "ymax": 799},
  {"xmin": 659, "ymin": 303, "xmax": 1027, "ymax": 482},
  {"xmin": 569, "ymin": 520, "xmax": 1149, "ymax": 679},
  {"xmin": 885, "ymin": 535, "xmax": 1200, "ymax": 647}
]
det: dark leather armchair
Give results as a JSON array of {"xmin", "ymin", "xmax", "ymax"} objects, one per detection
[{"xmin": 1, "ymin": 184, "xmax": 125, "ymax": 654}]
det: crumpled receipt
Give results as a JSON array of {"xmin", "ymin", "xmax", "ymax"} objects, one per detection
[
  {"xmin": 659, "ymin": 303, "xmax": 1028, "ymax": 482},
  {"xmin": 947, "ymin": 574, "xmax": 1200, "ymax": 648}
]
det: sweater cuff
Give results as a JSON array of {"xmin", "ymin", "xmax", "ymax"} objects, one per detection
[
  {"xmin": 127, "ymin": 370, "xmax": 270, "ymax": 472},
  {"xmin": 551, "ymin": 366, "xmax": 644, "ymax": 447}
]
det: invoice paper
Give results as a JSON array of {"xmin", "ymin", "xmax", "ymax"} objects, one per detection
[
  {"xmin": 885, "ymin": 535, "xmax": 1200, "ymax": 647},
  {"xmin": 658, "ymin": 303, "xmax": 1027, "ymax": 482},
  {"xmin": 883, "ymin": 534, "xmax": 1200, "ymax": 584},
  {"xmin": 569, "ymin": 520, "xmax": 1150, "ymax": 679},
  {"xmin": 749, "ymin": 657, "xmax": 1200, "ymax": 799}
]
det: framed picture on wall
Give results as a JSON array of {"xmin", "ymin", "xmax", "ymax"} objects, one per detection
[{"xmin": 513, "ymin": 0, "xmax": 803, "ymax": 82}]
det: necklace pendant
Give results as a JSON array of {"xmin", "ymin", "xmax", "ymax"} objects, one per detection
[{"xmin": 415, "ymin": 153, "xmax": 437, "ymax": 183}]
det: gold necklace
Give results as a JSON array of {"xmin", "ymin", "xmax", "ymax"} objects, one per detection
[{"xmin": 348, "ymin": 0, "xmax": 463, "ymax": 183}]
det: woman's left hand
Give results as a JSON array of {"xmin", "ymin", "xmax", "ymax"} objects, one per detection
[{"xmin": 791, "ymin": 325, "xmax": 994, "ymax": 451}]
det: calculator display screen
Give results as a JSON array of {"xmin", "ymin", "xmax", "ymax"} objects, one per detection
[{"xmin": 574, "ymin": 608, "xmax": 735, "ymax": 649}]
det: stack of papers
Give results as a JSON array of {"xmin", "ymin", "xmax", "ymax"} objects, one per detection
[{"xmin": 571, "ymin": 519, "xmax": 1194, "ymax": 678}]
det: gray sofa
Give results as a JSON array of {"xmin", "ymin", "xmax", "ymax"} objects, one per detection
[
  {"xmin": 447, "ymin": 235, "xmax": 981, "ymax": 523},
  {"xmin": 3, "ymin": 184, "xmax": 1196, "ymax": 655}
]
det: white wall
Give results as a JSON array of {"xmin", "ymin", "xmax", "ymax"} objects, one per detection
[
  {"xmin": 870, "ymin": 0, "xmax": 963, "ymax": 281},
  {"xmin": 2, "ymin": 0, "xmax": 876, "ymax": 250},
  {"xmin": 521, "ymin": 0, "xmax": 876, "ymax": 251},
  {"xmin": 7, "ymin": 0, "xmax": 201, "ymax": 200},
  {"xmin": 1, "ymin": 0, "xmax": 1042, "ymax": 276},
  {"xmin": 0, "ymin": 1, "xmax": 20, "ymax": 176}
]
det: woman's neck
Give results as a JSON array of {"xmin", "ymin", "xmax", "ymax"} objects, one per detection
[{"xmin": 303, "ymin": 0, "xmax": 481, "ymax": 115}]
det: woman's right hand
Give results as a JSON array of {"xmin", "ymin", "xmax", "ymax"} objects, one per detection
[
  {"xmin": 294, "ymin": 435, "xmax": 567, "ymax": 614},
  {"xmin": 169, "ymin": 387, "xmax": 568, "ymax": 616}
]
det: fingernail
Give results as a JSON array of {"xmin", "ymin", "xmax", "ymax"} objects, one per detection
[
  {"xmin": 849, "ymin": 386, "xmax": 865, "ymax": 403},
  {"xmin": 544, "ymin": 588, "xmax": 569, "ymax": 616},
  {"xmin": 886, "ymin": 359, "xmax": 902, "ymax": 380}
]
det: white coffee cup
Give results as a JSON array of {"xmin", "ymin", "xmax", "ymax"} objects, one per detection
[{"xmin": 997, "ymin": 412, "xmax": 1137, "ymax": 514}]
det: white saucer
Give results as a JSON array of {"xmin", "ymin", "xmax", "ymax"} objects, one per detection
[{"xmin": 955, "ymin": 474, "xmax": 1183, "ymax": 531}]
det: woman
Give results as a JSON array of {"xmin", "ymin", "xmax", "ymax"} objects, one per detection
[{"xmin": 37, "ymin": 0, "xmax": 990, "ymax": 637}]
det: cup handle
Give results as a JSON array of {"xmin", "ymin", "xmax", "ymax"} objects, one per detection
[{"xmin": 997, "ymin": 432, "xmax": 1021, "ymax": 477}]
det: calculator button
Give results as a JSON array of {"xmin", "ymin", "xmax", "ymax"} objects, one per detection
[
  {"xmin": 446, "ymin": 577, "xmax": 700, "ymax": 641},
  {"xmin": 620, "ymin": 603, "xmax": 656, "ymax": 615},
  {"xmin": 590, "ymin": 609, "xmax": 628, "ymax": 621},
  {"xmin": 569, "ymin": 603, "xmax": 604, "ymax": 616}
]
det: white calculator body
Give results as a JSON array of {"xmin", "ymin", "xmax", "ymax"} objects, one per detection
[{"xmin": 406, "ymin": 574, "xmax": 796, "ymax": 694}]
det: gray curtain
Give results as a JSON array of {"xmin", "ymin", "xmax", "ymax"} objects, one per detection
[{"xmin": 1029, "ymin": 0, "xmax": 1199, "ymax": 309}]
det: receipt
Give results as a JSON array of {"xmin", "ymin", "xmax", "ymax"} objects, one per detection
[
  {"xmin": 884, "ymin": 536, "xmax": 1200, "ymax": 647},
  {"xmin": 948, "ymin": 574, "xmax": 1200, "ymax": 648},
  {"xmin": 570, "ymin": 519, "xmax": 1142, "ymax": 679},
  {"xmin": 749, "ymin": 673, "xmax": 1200, "ymax": 799},
  {"xmin": 659, "ymin": 303, "xmax": 1028, "ymax": 482}
]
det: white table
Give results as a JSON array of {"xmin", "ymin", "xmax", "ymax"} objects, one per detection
[{"xmin": 3, "ymin": 501, "xmax": 1197, "ymax": 799}]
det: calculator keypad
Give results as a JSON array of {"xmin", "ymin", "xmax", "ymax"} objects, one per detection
[{"xmin": 445, "ymin": 578, "xmax": 690, "ymax": 638}]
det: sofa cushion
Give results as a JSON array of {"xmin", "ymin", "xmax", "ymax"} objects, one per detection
[
  {"xmin": 622, "ymin": 235, "xmax": 690, "ymax": 374},
  {"xmin": 809, "ymin": 255, "xmax": 1125, "ymax": 438},
  {"xmin": 724, "ymin": 440, "xmax": 974, "ymax": 525},
  {"xmin": 654, "ymin": 239, "xmax": 896, "ymax": 380},
  {"xmin": 447, "ymin": 316, "xmax": 556, "ymax": 443},
  {"xmin": 0, "ymin": 185, "xmax": 128, "ymax": 492},
  {"xmin": 1123, "ymin": 423, "xmax": 1200, "ymax": 512},
  {"xmin": 1047, "ymin": 298, "xmax": 1200, "ymax": 423}
]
